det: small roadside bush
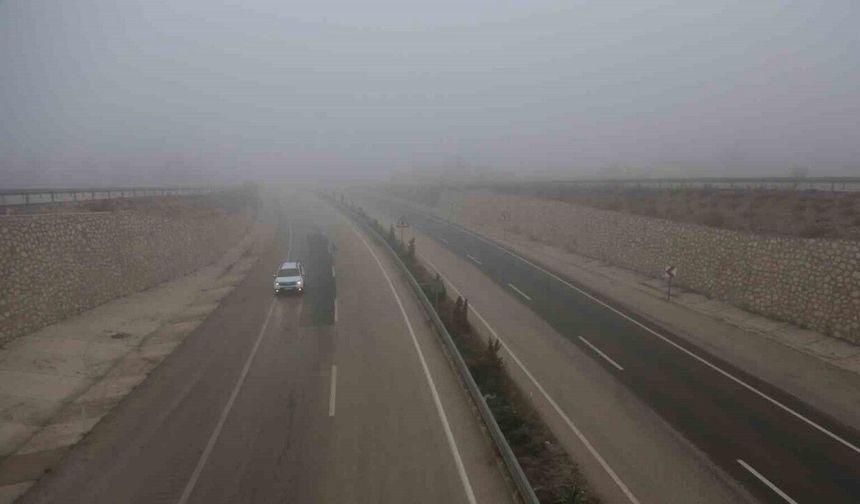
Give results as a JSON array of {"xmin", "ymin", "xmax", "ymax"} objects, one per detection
[
  {"xmin": 799, "ymin": 224, "xmax": 829, "ymax": 239},
  {"xmin": 332, "ymin": 197, "xmax": 599, "ymax": 504},
  {"xmin": 702, "ymin": 211, "xmax": 726, "ymax": 228},
  {"xmin": 82, "ymin": 199, "xmax": 119, "ymax": 212}
]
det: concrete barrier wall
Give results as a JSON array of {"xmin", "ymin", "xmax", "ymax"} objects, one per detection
[
  {"xmin": 0, "ymin": 209, "xmax": 250, "ymax": 344},
  {"xmin": 436, "ymin": 191, "xmax": 860, "ymax": 343}
]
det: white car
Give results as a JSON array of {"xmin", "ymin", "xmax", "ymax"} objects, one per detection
[{"xmin": 273, "ymin": 261, "xmax": 305, "ymax": 295}]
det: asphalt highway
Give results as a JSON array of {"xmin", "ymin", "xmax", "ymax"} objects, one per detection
[
  {"xmin": 17, "ymin": 195, "xmax": 513, "ymax": 504},
  {"xmin": 370, "ymin": 196, "xmax": 860, "ymax": 504}
]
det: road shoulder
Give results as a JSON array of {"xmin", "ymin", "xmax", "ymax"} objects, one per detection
[
  {"xmin": 0, "ymin": 221, "xmax": 275, "ymax": 503},
  {"xmin": 326, "ymin": 204, "xmax": 518, "ymax": 504},
  {"xmin": 462, "ymin": 218, "xmax": 860, "ymax": 431},
  {"xmin": 358, "ymin": 201, "xmax": 754, "ymax": 504},
  {"xmin": 388, "ymin": 194, "xmax": 860, "ymax": 432}
]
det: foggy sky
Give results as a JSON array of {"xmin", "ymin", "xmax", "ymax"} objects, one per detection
[{"xmin": 1, "ymin": 0, "xmax": 859, "ymax": 187}]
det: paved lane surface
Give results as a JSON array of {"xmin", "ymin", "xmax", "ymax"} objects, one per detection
[
  {"xmin": 18, "ymin": 195, "xmax": 513, "ymax": 504},
  {"xmin": 370, "ymin": 195, "xmax": 860, "ymax": 504}
]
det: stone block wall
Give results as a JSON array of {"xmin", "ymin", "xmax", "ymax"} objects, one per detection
[
  {"xmin": 0, "ymin": 209, "xmax": 250, "ymax": 344},
  {"xmin": 439, "ymin": 191, "xmax": 860, "ymax": 343}
]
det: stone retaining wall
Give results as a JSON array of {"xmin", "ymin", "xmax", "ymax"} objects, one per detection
[
  {"xmin": 0, "ymin": 209, "xmax": 250, "ymax": 344},
  {"xmin": 438, "ymin": 191, "xmax": 860, "ymax": 343}
]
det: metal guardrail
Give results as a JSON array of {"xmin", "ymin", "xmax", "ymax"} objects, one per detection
[
  {"xmin": 0, "ymin": 186, "xmax": 218, "ymax": 206},
  {"xmin": 333, "ymin": 198, "xmax": 540, "ymax": 504},
  {"xmin": 493, "ymin": 176, "xmax": 860, "ymax": 192}
]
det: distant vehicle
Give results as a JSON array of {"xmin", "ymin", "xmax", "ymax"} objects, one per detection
[{"xmin": 273, "ymin": 261, "xmax": 305, "ymax": 295}]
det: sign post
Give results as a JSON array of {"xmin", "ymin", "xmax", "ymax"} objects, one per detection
[
  {"xmin": 664, "ymin": 265, "xmax": 677, "ymax": 301},
  {"xmin": 396, "ymin": 216, "xmax": 409, "ymax": 244},
  {"xmin": 500, "ymin": 209, "xmax": 512, "ymax": 241}
]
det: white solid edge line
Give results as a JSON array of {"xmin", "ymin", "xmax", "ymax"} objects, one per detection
[
  {"xmin": 329, "ymin": 365, "xmax": 337, "ymax": 417},
  {"xmin": 178, "ymin": 217, "xmax": 292, "ymax": 504},
  {"xmin": 466, "ymin": 254, "xmax": 482, "ymax": 265},
  {"xmin": 507, "ymin": 283, "xmax": 532, "ymax": 301},
  {"xmin": 178, "ymin": 300, "xmax": 276, "ymax": 504},
  {"xmin": 578, "ymin": 336, "xmax": 624, "ymax": 372},
  {"xmin": 418, "ymin": 253, "xmax": 641, "ymax": 504},
  {"xmin": 349, "ymin": 225, "xmax": 477, "ymax": 504},
  {"xmin": 737, "ymin": 459, "xmax": 798, "ymax": 504},
  {"xmin": 426, "ymin": 214, "xmax": 860, "ymax": 457}
]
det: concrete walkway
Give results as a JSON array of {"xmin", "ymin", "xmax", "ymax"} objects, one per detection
[{"xmin": 0, "ymin": 222, "xmax": 274, "ymax": 503}]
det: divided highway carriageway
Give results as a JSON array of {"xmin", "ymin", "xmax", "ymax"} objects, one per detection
[{"xmin": 370, "ymin": 195, "xmax": 860, "ymax": 504}]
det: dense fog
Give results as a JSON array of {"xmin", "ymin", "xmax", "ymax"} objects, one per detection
[{"xmin": 1, "ymin": 0, "xmax": 858, "ymax": 187}]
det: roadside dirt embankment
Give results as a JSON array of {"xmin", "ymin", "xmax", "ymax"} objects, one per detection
[
  {"xmin": 389, "ymin": 186, "xmax": 860, "ymax": 344},
  {"xmin": 494, "ymin": 183, "xmax": 860, "ymax": 240},
  {"xmin": 0, "ymin": 190, "xmax": 257, "ymax": 345}
]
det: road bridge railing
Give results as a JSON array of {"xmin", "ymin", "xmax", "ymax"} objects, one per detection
[
  {"xmin": 0, "ymin": 186, "xmax": 218, "ymax": 206},
  {"xmin": 489, "ymin": 176, "xmax": 860, "ymax": 193}
]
